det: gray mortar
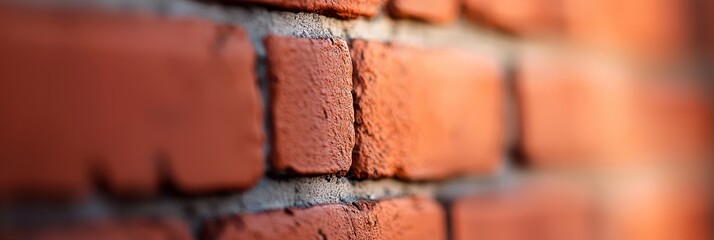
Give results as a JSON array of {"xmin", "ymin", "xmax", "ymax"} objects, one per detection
[{"xmin": 1, "ymin": 0, "xmax": 525, "ymax": 236}]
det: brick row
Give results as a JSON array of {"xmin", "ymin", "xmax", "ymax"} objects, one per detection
[
  {"xmin": 0, "ymin": 5, "xmax": 264, "ymax": 199},
  {"xmin": 451, "ymin": 175, "xmax": 711, "ymax": 240},
  {"xmin": 0, "ymin": 4, "xmax": 506, "ymax": 200},
  {"xmin": 203, "ymin": 196, "xmax": 445, "ymax": 240},
  {"xmin": 1, "ymin": 218, "xmax": 190, "ymax": 240},
  {"xmin": 210, "ymin": 0, "xmax": 696, "ymax": 59}
]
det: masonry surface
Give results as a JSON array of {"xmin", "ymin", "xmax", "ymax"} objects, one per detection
[{"xmin": 0, "ymin": 0, "xmax": 712, "ymax": 239}]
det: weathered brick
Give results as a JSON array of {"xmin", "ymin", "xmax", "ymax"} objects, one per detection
[
  {"xmin": 1, "ymin": 218, "xmax": 190, "ymax": 240},
  {"xmin": 265, "ymin": 36, "xmax": 354, "ymax": 175},
  {"xmin": 204, "ymin": 196, "xmax": 446, "ymax": 240},
  {"xmin": 0, "ymin": 5, "xmax": 263, "ymax": 199},
  {"xmin": 463, "ymin": 0, "xmax": 561, "ymax": 35},
  {"xmin": 350, "ymin": 40, "xmax": 503, "ymax": 180},
  {"xmin": 388, "ymin": 0, "xmax": 459, "ymax": 24},
  {"xmin": 229, "ymin": 0, "xmax": 386, "ymax": 19}
]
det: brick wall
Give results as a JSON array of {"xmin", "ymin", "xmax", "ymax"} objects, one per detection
[{"xmin": 0, "ymin": 0, "xmax": 711, "ymax": 239}]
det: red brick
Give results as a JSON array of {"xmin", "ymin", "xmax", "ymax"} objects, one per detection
[
  {"xmin": 265, "ymin": 36, "xmax": 354, "ymax": 175},
  {"xmin": 2, "ymin": 218, "xmax": 191, "ymax": 240},
  {"xmin": 229, "ymin": 0, "xmax": 386, "ymax": 19},
  {"xmin": 517, "ymin": 52, "xmax": 637, "ymax": 167},
  {"xmin": 562, "ymin": 0, "xmax": 691, "ymax": 59},
  {"xmin": 451, "ymin": 180, "xmax": 594, "ymax": 240},
  {"xmin": 601, "ymin": 175, "xmax": 711, "ymax": 240},
  {"xmin": 350, "ymin": 40, "xmax": 503, "ymax": 180},
  {"xmin": 463, "ymin": 0, "xmax": 561, "ymax": 35},
  {"xmin": 517, "ymin": 50, "xmax": 712, "ymax": 167},
  {"xmin": 204, "ymin": 196, "xmax": 446, "ymax": 240},
  {"xmin": 0, "ymin": 5, "xmax": 263, "ymax": 199},
  {"xmin": 388, "ymin": 0, "xmax": 459, "ymax": 24}
]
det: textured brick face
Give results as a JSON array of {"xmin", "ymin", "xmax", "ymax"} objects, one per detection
[
  {"xmin": 230, "ymin": 0, "xmax": 386, "ymax": 18},
  {"xmin": 388, "ymin": 0, "xmax": 459, "ymax": 24},
  {"xmin": 0, "ymin": 7, "xmax": 263, "ymax": 198},
  {"xmin": 205, "ymin": 196, "xmax": 446, "ymax": 240},
  {"xmin": 350, "ymin": 40, "xmax": 503, "ymax": 180},
  {"xmin": 265, "ymin": 36, "xmax": 354, "ymax": 175}
]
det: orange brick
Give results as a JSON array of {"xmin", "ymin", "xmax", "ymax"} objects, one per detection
[
  {"xmin": 562, "ymin": 0, "xmax": 691, "ymax": 59},
  {"xmin": 204, "ymin": 196, "xmax": 446, "ymax": 240},
  {"xmin": 388, "ymin": 0, "xmax": 460, "ymax": 24},
  {"xmin": 452, "ymin": 180, "xmax": 594, "ymax": 240},
  {"xmin": 517, "ymin": 50, "xmax": 712, "ymax": 167},
  {"xmin": 1, "ymin": 218, "xmax": 191, "ymax": 240},
  {"xmin": 228, "ymin": 0, "xmax": 386, "ymax": 19},
  {"xmin": 463, "ymin": 0, "xmax": 561, "ymax": 35},
  {"xmin": 350, "ymin": 40, "xmax": 504, "ymax": 180},
  {"xmin": 0, "ymin": 5, "xmax": 263, "ymax": 199},
  {"xmin": 265, "ymin": 36, "xmax": 354, "ymax": 175}
]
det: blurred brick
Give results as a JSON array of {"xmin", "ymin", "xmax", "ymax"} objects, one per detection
[
  {"xmin": 228, "ymin": 0, "xmax": 386, "ymax": 19},
  {"xmin": 265, "ymin": 36, "xmax": 354, "ymax": 175},
  {"xmin": 635, "ymin": 77, "xmax": 713, "ymax": 163},
  {"xmin": 350, "ymin": 40, "xmax": 503, "ymax": 180},
  {"xmin": 516, "ymin": 51, "xmax": 640, "ymax": 167},
  {"xmin": 451, "ymin": 180, "xmax": 594, "ymax": 240},
  {"xmin": 388, "ymin": 0, "xmax": 459, "ymax": 24},
  {"xmin": 602, "ymin": 174, "xmax": 711, "ymax": 240},
  {"xmin": 562, "ymin": 0, "xmax": 691, "ymax": 59},
  {"xmin": 0, "ymin": 5, "xmax": 263, "ymax": 199},
  {"xmin": 517, "ymin": 50, "xmax": 712, "ymax": 167},
  {"xmin": 1, "ymin": 218, "xmax": 190, "ymax": 240},
  {"xmin": 204, "ymin": 196, "xmax": 446, "ymax": 240},
  {"xmin": 463, "ymin": 0, "xmax": 561, "ymax": 35}
]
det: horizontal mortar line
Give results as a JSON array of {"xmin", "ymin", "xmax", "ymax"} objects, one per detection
[{"xmin": 0, "ymin": 166, "xmax": 516, "ymax": 227}]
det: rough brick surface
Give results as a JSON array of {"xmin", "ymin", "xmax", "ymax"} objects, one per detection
[
  {"xmin": 231, "ymin": 0, "xmax": 386, "ymax": 19},
  {"xmin": 350, "ymin": 40, "xmax": 503, "ymax": 180},
  {"xmin": 0, "ymin": 6, "xmax": 263, "ymax": 199},
  {"xmin": 562, "ymin": 0, "xmax": 690, "ymax": 58},
  {"xmin": 204, "ymin": 196, "xmax": 446, "ymax": 240},
  {"xmin": 265, "ymin": 36, "xmax": 354, "ymax": 175},
  {"xmin": 388, "ymin": 0, "xmax": 459, "ymax": 24},
  {"xmin": 1, "ymin": 218, "xmax": 190, "ymax": 240},
  {"xmin": 464, "ymin": 0, "xmax": 561, "ymax": 35},
  {"xmin": 452, "ymin": 181, "xmax": 594, "ymax": 240}
]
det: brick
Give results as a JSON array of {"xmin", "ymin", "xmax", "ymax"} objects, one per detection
[
  {"xmin": 204, "ymin": 196, "xmax": 446, "ymax": 240},
  {"xmin": 2, "ymin": 218, "xmax": 190, "ymax": 240},
  {"xmin": 602, "ymin": 173, "xmax": 711, "ymax": 240},
  {"xmin": 388, "ymin": 0, "xmax": 459, "ymax": 24},
  {"xmin": 516, "ymin": 52, "xmax": 639, "ymax": 167},
  {"xmin": 451, "ymin": 180, "xmax": 594, "ymax": 240},
  {"xmin": 463, "ymin": 0, "xmax": 561, "ymax": 35},
  {"xmin": 350, "ymin": 40, "xmax": 503, "ymax": 180},
  {"xmin": 517, "ymin": 50, "xmax": 712, "ymax": 167},
  {"xmin": 229, "ymin": 0, "xmax": 386, "ymax": 19},
  {"xmin": 562, "ymin": 0, "xmax": 691, "ymax": 59},
  {"xmin": 265, "ymin": 36, "xmax": 354, "ymax": 175},
  {"xmin": 0, "ymin": 5, "xmax": 263, "ymax": 199}
]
